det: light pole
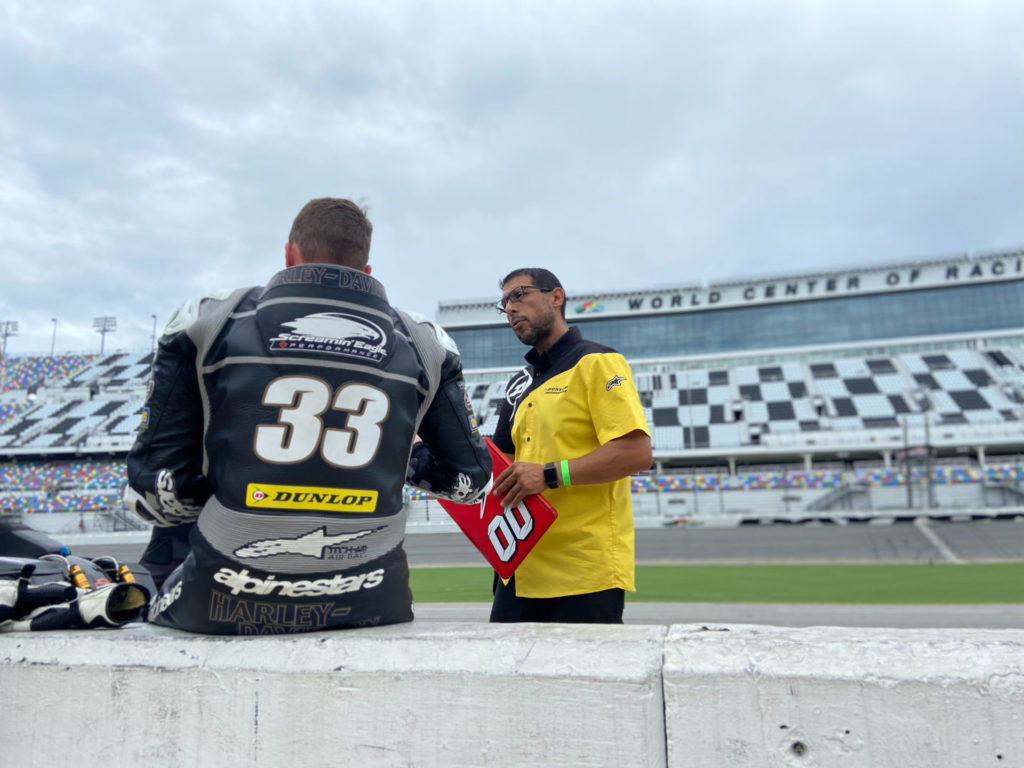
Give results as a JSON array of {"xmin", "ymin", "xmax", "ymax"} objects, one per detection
[
  {"xmin": 912, "ymin": 389, "xmax": 933, "ymax": 511},
  {"xmin": 50, "ymin": 318, "xmax": 57, "ymax": 357},
  {"xmin": 0, "ymin": 320, "xmax": 18, "ymax": 391},
  {"xmin": 902, "ymin": 415, "xmax": 912, "ymax": 509},
  {"xmin": 0, "ymin": 319, "xmax": 16, "ymax": 358},
  {"xmin": 685, "ymin": 372, "xmax": 699, "ymax": 517},
  {"xmin": 923, "ymin": 409, "xmax": 934, "ymax": 509},
  {"xmin": 93, "ymin": 316, "xmax": 117, "ymax": 355},
  {"xmin": 902, "ymin": 388, "xmax": 934, "ymax": 511}
]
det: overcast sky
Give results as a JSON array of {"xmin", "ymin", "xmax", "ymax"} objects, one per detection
[{"xmin": 1, "ymin": 0, "xmax": 1022, "ymax": 355}]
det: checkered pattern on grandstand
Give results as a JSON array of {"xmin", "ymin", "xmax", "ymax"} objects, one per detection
[
  {"xmin": 4, "ymin": 349, "xmax": 1020, "ymax": 522},
  {"xmin": 0, "ymin": 351, "xmax": 151, "ymax": 450},
  {"xmin": 57, "ymin": 351, "xmax": 154, "ymax": 390},
  {"xmin": 634, "ymin": 348, "xmax": 1023, "ymax": 452},
  {"xmin": 0, "ymin": 347, "xmax": 1022, "ymax": 457},
  {"xmin": 465, "ymin": 347, "xmax": 1024, "ymax": 453}
]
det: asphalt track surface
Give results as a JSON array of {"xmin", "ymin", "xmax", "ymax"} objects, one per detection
[{"xmin": 68, "ymin": 519, "xmax": 1024, "ymax": 629}]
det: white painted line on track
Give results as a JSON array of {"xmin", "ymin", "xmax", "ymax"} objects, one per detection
[{"xmin": 914, "ymin": 516, "xmax": 963, "ymax": 563}]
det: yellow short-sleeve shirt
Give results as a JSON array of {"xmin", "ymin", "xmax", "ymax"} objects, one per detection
[{"xmin": 493, "ymin": 327, "xmax": 650, "ymax": 598}]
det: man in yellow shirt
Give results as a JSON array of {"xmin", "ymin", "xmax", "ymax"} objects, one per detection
[{"xmin": 490, "ymin": 268, "xmax": 652, "ymax": 623}]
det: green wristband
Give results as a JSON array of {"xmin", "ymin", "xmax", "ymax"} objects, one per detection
[{"xmin": 560, "ymin": 459, "xmax": 571, "ymax": 487}]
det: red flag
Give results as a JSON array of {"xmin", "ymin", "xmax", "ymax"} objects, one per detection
[{"xmin": 435, "ymin": 438, "xmax": 558, "ymax": 579}]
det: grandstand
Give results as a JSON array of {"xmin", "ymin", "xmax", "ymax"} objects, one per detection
[
  {"xmin": 1, "ymin": 247, "xmax": 1022, "ymax": 530},
  {"xmin": 0, "ymin": 352, "xmax": 150, "ymax": 533},
  {"xmin": 0, "ymin": 351, "xmax": 151, "ymax": 454},
  {"xmin": 444, "ymin": 248, "xmax": 1024, "ymax": 521}
]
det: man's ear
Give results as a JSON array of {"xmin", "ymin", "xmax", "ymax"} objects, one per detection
[
  {"xmin": 551, "ymin": 286, "xmax": 565, "ymax": 310},
  {"xmin": 363, "ymin": 264, "xmax": 372, "ymax": 275},
  {"xmin": 284, "ymin": 242, "xmax": 301, "ymax": 267}
]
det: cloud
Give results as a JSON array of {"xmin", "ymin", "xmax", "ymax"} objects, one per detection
[{"xmin": 0, "ymin": 0, "xmax": 1022, "ymax": 354}]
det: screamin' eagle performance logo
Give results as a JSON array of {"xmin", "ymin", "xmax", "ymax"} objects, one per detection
[{"xmin": 270, "ymin": 312, "xmax": 387, "ymax": 362}]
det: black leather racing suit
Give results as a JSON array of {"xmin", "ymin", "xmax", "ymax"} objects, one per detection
[{"xmin": 124, "ymin": 264, "xmax": 491, "ymax": 634}]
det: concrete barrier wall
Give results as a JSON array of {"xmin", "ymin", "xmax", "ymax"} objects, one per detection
[
  {"xmin": 3, "ymin": 622, "xmax": 1024, "ymax": 768},
  {"xmin": 0, "ymin": 622, "xmax": 668, "ymax": 768},
  {"xmin": 664, "ymin": 624, "xmax": 1024, "ymax": 768}
]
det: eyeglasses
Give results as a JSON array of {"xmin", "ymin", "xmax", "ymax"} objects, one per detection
[{"xmin": 495, "ymin": 285, "xmax": 554, "ymax": 313}]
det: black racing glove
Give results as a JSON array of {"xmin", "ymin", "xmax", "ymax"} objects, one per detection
[{"xmin": 0, "ymin": 557, "xmax": 150, "ymax": 632}]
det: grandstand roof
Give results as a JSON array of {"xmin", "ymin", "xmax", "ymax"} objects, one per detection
[{"xmin": 437, "ymin": 247, "xmax": 1024, "ymax": 328}]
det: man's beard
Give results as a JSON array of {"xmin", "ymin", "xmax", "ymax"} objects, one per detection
[{"xmin": 514, "ymin": 309, "xmax": 555, "ymax": 348}]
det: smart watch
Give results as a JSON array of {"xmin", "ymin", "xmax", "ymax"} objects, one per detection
[{"xmin": 543, "ymin": 462, "xmax": 560, "ymax": 490}]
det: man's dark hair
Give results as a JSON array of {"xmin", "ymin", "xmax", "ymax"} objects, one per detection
[
  {"xmin": 499, "ymin": 268, "xmax": 566, "ymax": 318},
  {"xmin": 288, "ymin": 198, "xmax": 373, "ymax": 268}
]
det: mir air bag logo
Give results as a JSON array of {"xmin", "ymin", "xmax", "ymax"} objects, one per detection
[{"xmin": 247, "ymin": 483, "xmax": 378, "ymax": 513}]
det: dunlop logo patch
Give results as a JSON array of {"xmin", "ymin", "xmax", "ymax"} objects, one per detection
[{"xmin": 246, "ymin": 483, "xmax": 378, "ymax": 513}]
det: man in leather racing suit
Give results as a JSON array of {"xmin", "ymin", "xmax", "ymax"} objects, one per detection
[{"xmin": 124, "ymin": 198, "xmax": 492, "ymax": 634}]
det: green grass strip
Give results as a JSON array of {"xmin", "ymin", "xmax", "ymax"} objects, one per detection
[
  {"xmin": 411, "ymin": 567, "xmax": 494, "ymax": 602},
  {"xmin": 410, "ymin": 563, "xmax": 1024, "ymax": 604}
]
